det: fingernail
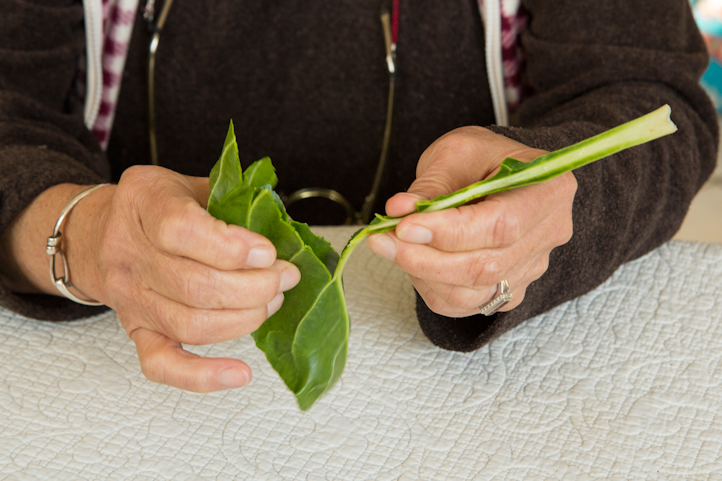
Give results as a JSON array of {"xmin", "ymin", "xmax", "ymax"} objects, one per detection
[
  {"xmin": 279, "ymin": 266, "xmax": 301, "ymax": 292},
  {"xmin": 398, "ymin": 224, "xmax": 433, "ymax": 244},
  {"xmin": 218, "ymin": 367, "xmax": 249, "ymax": 388},
  {"xmin": 247, "ymin": 246, "xmax": 275, "ymax": 268},
  {"xmin": 267, "ymin": 292, "xmax": 284, "ymax": 317},
  {"xmin": 368, "ymin": 233, "xmax": 397, "ymax": 261}
]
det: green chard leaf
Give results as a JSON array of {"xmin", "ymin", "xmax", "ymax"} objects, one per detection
[
  {"xmin": 244, "ymin": 156, "xmax": 278, "ymax": 189},
  {"xmin": 207, "ymin": 105, "xmax": 677, "ymax": 410},
  {"xmin": 207, "ymin": 123, "xmax": 347, "ymax": 411}
]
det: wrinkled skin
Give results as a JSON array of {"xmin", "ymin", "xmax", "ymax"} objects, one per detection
[
  {"xmin": 0, "ymin": 126, "xmax": 574, "ymax": 393},
  {"xmin": 0, "ymin": 166, "xmax": 302, "ymax": 393},
  {"xmin": 93, "ymin": 167, "xmax": 303, "ymax": 392},
  {"xmin": 367, "ymin": 126, "xmax": 577, "ymax": 318}
]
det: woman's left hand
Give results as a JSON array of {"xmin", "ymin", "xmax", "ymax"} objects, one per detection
[{"xmin": 367, "ymin": 126, "xmax": 577, "ymax": 317}]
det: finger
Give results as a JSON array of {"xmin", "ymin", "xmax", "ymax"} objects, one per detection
[
  {"xmin": 130, "ymin": 327, "xmax": 252, "ymax": 392},
  {"xmin": 137, "ymin": 290, "xmax": 285, "ymax": 345},
  {"xmin": 412, "ymin": 273, "xmax": 526, "ymax": 318},
  {"xmin": 368, "ymin": 231, "xmax": 511, "ymax": 287},
  {"xmin": 413, "ymin": 275, "xmax": 498, "ymax": 312},
  {"xmin": 140, "ymin": 256, "xmax": 300, "ymax": 309},
  {"xmin": 144, "ymin": 199, "xmax": 276, "ymax": 270},
  {"xmin": 416, "ymin": 274, "xmax": 527, "ymax": 313},
  {"xmin": 125, "ymin": 169, "xmax": 276, "ymax": 271},
  {"xmin": 384, "ymin": 192, "xmax": 429, "ymax": 217},
  {"xmin": 383, "ymin": 150, "xmax": 488, "ymax": 218},
  {"xmin": 411, "ymin": 251, "xmax": 551, "ymax": 317},
  {"xmin": 395, "ymin": 195, "xmax": 539, "ymax": 252},
  {"xmin": 385, "ymin": 128, "xmax": 547, "ymax": 217},
  {"xmin": 394, "ymin": 173, "xmax": 576, "ymax": 253},
  {"xmin": 184, "ymin": 175, "xmax": 211, "ymax": 209},
  {"xmin": 411, "ymin": 276, "xmax": 483, "ymax": 318}
]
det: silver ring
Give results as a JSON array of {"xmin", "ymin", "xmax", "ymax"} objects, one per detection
[{"xmin": 478, "ymin": 279, "xmax": 512, "ymax": 316}]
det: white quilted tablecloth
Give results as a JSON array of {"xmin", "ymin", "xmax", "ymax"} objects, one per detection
[{"xmin": 1, "ymin": 227, "xmax": 721, "ymax": 480}]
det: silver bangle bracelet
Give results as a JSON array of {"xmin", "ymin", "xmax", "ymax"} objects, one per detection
[{"xmin": 46, "ymin": 184, "xmax": 109, "ymax": 306}]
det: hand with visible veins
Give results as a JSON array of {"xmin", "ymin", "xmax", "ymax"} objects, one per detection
[
  {"xmin": 0, "ymin": 165, "xmax": 300, "ymax": 392},
  {"xmin": 367, "ymin": 126, "xmax": 577, "ymax": 317}
]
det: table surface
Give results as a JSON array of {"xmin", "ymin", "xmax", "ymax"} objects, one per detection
[{"xmin": 1, "ymin": 227, "xmax": 721, "ymax": 480}]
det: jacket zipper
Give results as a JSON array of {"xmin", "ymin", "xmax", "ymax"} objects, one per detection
[{"xmin": 82, "ymin": 0, "xmax": 104, "ymax": 129}]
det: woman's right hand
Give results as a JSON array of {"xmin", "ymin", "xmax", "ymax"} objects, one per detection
[{"xmin": 2, "ymin": 165, "xmax": 301, "ymax": 393}]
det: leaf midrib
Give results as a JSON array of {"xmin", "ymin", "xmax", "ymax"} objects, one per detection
[
  {"xmin": 208, "ymin": 141, "xmax": 237, "ymax": 204},
  {"xmin": 288, "ymin": 277, "xmax": 346, "ymax": 392}
]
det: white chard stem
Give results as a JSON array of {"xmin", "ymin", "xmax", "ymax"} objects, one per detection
[{"xmin": 337, "ymin": 105, "xmax": 677, "ymax": 267}]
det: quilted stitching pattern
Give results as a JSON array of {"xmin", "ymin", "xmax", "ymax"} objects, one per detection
[{"xmin": 1, "ymin": 227, "xmax": 721, "ymax": 479}]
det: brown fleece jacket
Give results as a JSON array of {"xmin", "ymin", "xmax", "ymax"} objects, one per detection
[{"xmin": 0, "ymin": 0, "xmax": 718, "ymax": 352}]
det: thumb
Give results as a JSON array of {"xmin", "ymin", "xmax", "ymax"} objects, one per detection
[
  {"xmin": 384, "ymin": 161, "xmax": 469, "ymax": 217},
  {"xmin": 184, "ymin": 175, "xmax": 211, "ymax": 208},
  {"xmin": 384, "ymin": 192, "xmax": 428, "ymax": 217}
]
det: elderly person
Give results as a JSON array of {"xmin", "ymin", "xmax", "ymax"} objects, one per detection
[{"xmin": 0, "ymin": 0, "xmax": 717, "ymax": 392}]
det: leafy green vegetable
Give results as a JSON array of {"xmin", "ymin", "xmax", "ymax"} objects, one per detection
[
  {"xmin": 207, "ymin": 121, "xmax": 348, "ymax": 411},
  {"xmin": 208, "ymin": 105, "xmax": 677, "ymax": 410}
]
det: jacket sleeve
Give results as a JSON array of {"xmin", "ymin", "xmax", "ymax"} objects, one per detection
[
  {"xmin": 416, "ymin": 0, "xmax": 719, "ymax": 352},
  {"xmin": 0, "ymin": 0, "xmax": 111, "ymax": 320}
]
